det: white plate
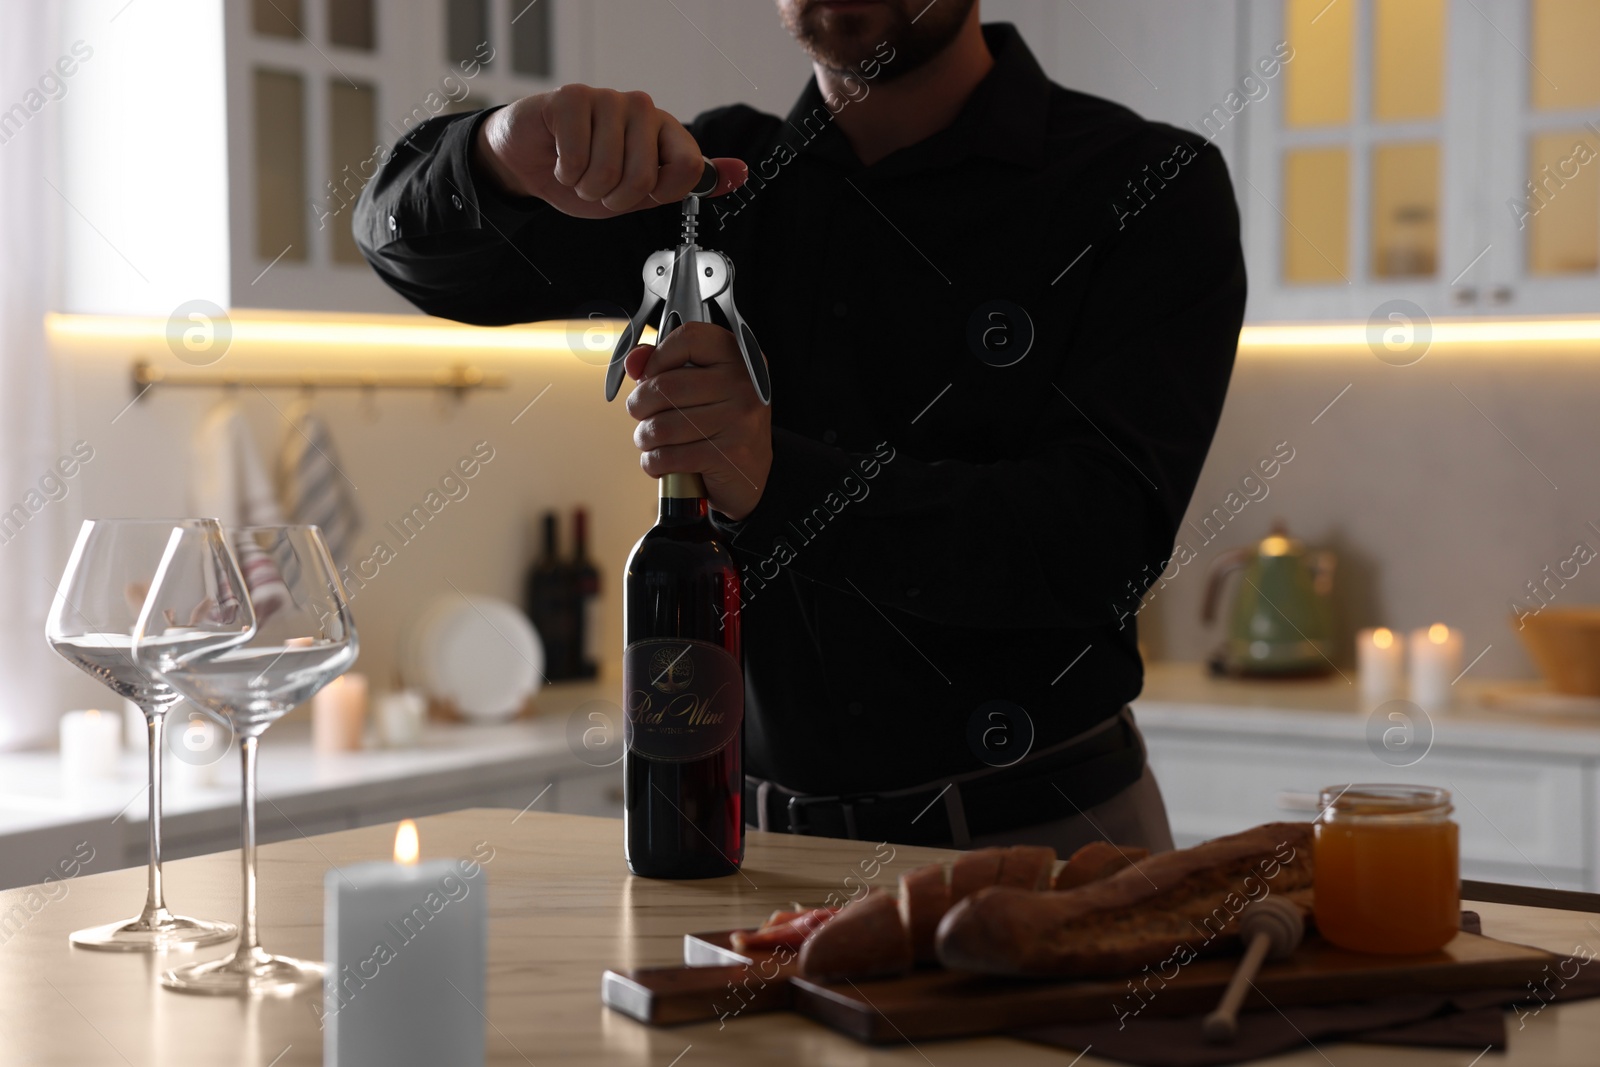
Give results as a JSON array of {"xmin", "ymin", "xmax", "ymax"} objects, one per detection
[{"xmin": 405, "ymin": 595, "xmax": 542, "ymax": 722}]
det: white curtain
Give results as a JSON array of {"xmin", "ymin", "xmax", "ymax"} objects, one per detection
[{"xmin": 0, "ymin": 2, "xmax": 64, "ymax": 749}]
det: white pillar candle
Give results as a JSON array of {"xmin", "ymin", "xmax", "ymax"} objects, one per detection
[
  {"xmin": 323, "ymin": 820, "xmax": 487, "ymax": 1067},
  {"xmin": 374, "ymin": 691, "xmax": 426, "ymax": 749},
  {"xmin": 314, "ymin": 673, "xmax": 369, "ymax": 753},
  {"xmin": 60, "ymin": 710, "xmax": 122, "ymax": 782},
  {"xmin": 1357, "ymin": 627, "xmax": 1405, "ymax": 705},
  {"xmin": 1409, "ymin": 623, "xmax": 1464, "ymax": 711}
]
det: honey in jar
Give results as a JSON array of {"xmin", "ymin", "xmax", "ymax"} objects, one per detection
[{"xmin": 1313, "ymin": 785, "xmax": 1459, "ymax": 955}]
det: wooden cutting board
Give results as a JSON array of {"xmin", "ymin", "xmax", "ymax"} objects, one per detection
[{"xmin": 602, "ymin": 927, "xmax": 1556, "ymax": 1044}]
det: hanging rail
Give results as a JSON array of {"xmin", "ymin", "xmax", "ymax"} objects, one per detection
[{"xmin": 129, "ymin": 358, "xmax": 509, "ymax": 402}]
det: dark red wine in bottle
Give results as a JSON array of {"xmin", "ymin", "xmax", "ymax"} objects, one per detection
[{"xmin": 623, "ymin": 472, "xmax": 743, "ymax": 878}]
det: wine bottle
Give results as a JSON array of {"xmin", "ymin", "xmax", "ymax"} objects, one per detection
[
  {"xmin": 570, "ymin": 508, "xmax": 601, "ymax": 680},
  {"xmin": 525, "ymin": 512, "xmax": 571, "ymax": 680},
  {"xmin": 623, "ymin": 472, "xmax": 743, "ymax": 878}
]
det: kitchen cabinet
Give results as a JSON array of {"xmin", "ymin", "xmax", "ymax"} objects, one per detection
[
  {"xmin": 225, "ymin": 0, "xmax": 566, "ymax": 312},
  {"xmin": 59, "ymin": 0, "xmax": 570, "ymax": 316},
  {"xmin": 1136, "ymin": 662, "xmax": 1600, "ymax": 891},
  {"xmin": 61, "ymin": 0, "xmax": 808, "ymax": 316},
  {"xmin": 1239, "ymin": 0, "xmax": 1600, "ymax": 321}
]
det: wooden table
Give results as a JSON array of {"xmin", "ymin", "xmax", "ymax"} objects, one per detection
[{"xmin": 2, "ymin": 809, "xmax": 1596, "ymax": 1066}]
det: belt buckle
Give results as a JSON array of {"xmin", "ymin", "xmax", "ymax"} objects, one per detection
[
  {"xmin": 787, "ymin": 792, "xmax": 867, "ymax": 838},
  {"xmin": 786, "ymin": 794, "xmax": 816, "ymax": 835}
]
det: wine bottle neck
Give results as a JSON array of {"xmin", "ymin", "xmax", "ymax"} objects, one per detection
[{"xmin": 658, "ymin": 473, "xmax": 709, "ymax": 522}]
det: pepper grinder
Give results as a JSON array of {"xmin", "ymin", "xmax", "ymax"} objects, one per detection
[{"xmin": 603, "ymin": 160, "xmax": 771, "ymax": 405}]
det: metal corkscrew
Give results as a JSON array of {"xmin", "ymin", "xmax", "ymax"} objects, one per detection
[{"xmin": 603, "ymin": 160, "xmax": 772, "ymax": 405}]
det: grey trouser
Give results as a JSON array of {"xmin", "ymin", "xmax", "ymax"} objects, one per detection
[{"xmin": 965, "ymin": 763, "xmax": 1176, "ymax": 855}]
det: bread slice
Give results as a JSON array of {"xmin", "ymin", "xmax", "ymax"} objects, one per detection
[
  {"xmin": 898, "ymin": 862, "xmax": 952, "ymax": 965},
  {"xmin": 936, "ymin": 822, "xmax": 1314, "ymax": 977},
  {"xmin": 996, "ymin": 845, "xmax": 1058, "ymax": 890},
  {"xmin": 799, "ymin": 888, "xmax": 913, "ymax": 982},
  {"xmin": 948, "ymin": 847, "xmax": 1005, "ymax": 907},
  {"xmin": 1052, "ymin": 841, "xmax": 1149, "ymax": 890}
]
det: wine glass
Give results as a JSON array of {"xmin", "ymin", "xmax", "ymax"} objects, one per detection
[
  {"xmin": 45, "ymin": 518, "xmax": 247, "ymax": 951},
  {"xmin": 137, "ymin": 525, "xmax": 358, "ymax": 996}
]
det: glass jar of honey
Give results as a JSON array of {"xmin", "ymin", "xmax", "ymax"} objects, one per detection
[{"xmin": 1313, "ymin": 785, "xmax": 1459, "ymax": 955}]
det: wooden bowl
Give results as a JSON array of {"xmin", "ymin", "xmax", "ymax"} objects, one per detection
[{"xmin": 1514, "ymin": 607, "xmax": 1600, "ymax": 696}]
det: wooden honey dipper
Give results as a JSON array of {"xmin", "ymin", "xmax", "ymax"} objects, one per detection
[{"xmin": 1202, "ymin": 895, "xmax": 1306, "ymax": 1042}]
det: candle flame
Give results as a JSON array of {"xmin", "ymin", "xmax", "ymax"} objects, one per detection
[
  {"xmin": 86, "ymin": 709, "xmax": 101, "ymax": 720},
  {"xmin": 1428, "ymin": 623, "xmax": 1449, "ymax": 645},
  {"xmin": 1372, "ymin": 628, "xmax": 1394, "ymax": 650},
  {"xmin": 394, "ymin": 820, "xmax": 419, "ymax": 866}
]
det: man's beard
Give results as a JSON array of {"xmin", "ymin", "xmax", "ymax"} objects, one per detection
[{"xmin": 780, "ymin": 0, "xmax": 977, "ymax": 82}]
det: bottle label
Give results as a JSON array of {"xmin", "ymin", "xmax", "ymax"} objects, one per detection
[{"xmin": 623, "ymin": 638, "xmax": 743, "ymax": 761}]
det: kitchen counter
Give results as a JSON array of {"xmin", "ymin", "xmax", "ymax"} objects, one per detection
[
  {"xmin": 1134, "ymin": 662, "xmax": 1600, "ymax": 890},
  {"xmin": 0, "ymin": 682, "xmax": 622, "ymax": 890},
  {"xmin": 1, "ymin": 808, "xmax": 1596, "ymax": 1065},
  {"xmin": 1136, "ymin": 661, "xmax": 1600, "ymax": 755}
]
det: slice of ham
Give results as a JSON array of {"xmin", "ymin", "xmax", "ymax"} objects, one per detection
[{"xmin": 729, "ymin": 906, "xmax": 838, "ymax": 954}]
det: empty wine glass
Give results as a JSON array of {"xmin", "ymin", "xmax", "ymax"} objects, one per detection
[
  {"xmin": 45, "ymin": 518, "xmax": 247, "ymax": 951},
  {"xmin": 137, "ymin": 524, "xmax": 358, "ymax": 996}
]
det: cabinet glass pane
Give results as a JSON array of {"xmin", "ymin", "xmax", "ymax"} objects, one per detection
[
  {"xmin": 254, "ymin": 69, "xmax": 307, "ymax": 262},
  {"xmin": 1527, "ymin": 130, "xmax": 1600, "ymax": 275},
  {"xmin": 1285, "ymin": 0, "xmax": 1354, "ymax": 127},
  {"xmin": 329, "ymin": 81, "xmax": 377, "ymax": 265},
  {"xmin": 327, "ymin": 0, "xmax": 375, "ymax": 50},
  {"xmin": 1372, "ymin": 0, "xmax": 1445, "ymax": 121},
  {"xmin": 447, "ymin": 0, "xmax": 491, "ymax": 67},
  {"xmin": 1370, "ymin": 142, "xmax": 1439, "ymax": 277},
  {"xmin": 1283, "ymin": 146, "xmax": 1350, "ymax": 282},
  {"xmin": 1531, "ymin": 0, "xmax": 1600, "ymax": 111},
  {"xmin": 512, "ymin": 0, "xmax": 552, "ymax": 77},
  {"xmin": 253, "ymin": 0, "xmax": 303, "ymax": 38}
]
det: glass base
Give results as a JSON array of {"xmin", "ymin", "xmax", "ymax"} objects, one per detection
[
  {"xmin": 69, "ymin": 914, "xmax": 236, "ymax": 953},
  {"xmin": 162, "ymin": 946, "xmax": 325, "ymax": 997}
]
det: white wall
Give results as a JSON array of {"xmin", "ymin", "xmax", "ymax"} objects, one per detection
[
  {"xmin": 44, "ymin": 323, "xmax": 651, "ymax": 717},
  {"xmin": 38, "ymin": 0, "xmax": 1597, "ymax": 727}
]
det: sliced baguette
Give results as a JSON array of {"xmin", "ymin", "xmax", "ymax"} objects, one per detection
[
  {"xmin": 1052, "ymin": 841, "xmax": 1148, "ymax": 890},
  {"xmin": 898, "ymin": 862, "xmax": 952, "ymax": 965},
  {"xmin": 799, "ymin": 888, "xmax": 913, "ymax": 982},
  {"xmin": 936, "ymin": 822, "xmax": 1314, "ymax": 977},
  {"xmin": 995, "ymin": 845, "xmax": 1058, "ymax": 890}
]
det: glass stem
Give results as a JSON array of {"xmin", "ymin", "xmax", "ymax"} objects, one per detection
[
  {"xmin": 238, "ymin": 734, "xmax": 261, "ymax": 956},
  {"xmin": 139, "ymin": 709, "xmax": 170, "ymax": 925}
]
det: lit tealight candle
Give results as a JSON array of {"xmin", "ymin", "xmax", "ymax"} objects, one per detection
[
  {"xmin": 313, "ymin": 673, "xmax": 369, "ymax": 753},
  {"xmin": 1357, "ymin": 627, "xmax": 1405, "ymax": 705},
  {"xmin": 60, "ymin": 709, "xmax": 122, "ymax": 783},
  {"xmin": 1409, "ymin": 623, "xmax": 1464, "ymax": 711},
  {"xmin": 323, "ymin": 820, "xmax": 487, "ymax": 1066}
]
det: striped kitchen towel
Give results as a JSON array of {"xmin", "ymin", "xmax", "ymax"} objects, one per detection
[{"xmin": 276, "ymin": 401, "xmax": 360, "ymax": 567}]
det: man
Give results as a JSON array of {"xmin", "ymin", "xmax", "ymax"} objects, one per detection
[{"xmin": 354, "ymin": 0, "xmax": 1245, "ymax": 854}]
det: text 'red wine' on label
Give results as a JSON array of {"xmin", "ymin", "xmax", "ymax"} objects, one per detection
[{"xmin": 623, "ymin": 638, "xmax": 743, "ymax": 761}]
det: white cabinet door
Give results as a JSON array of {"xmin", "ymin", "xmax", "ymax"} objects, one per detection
[
  {"xmin": 1474, "ymin": 0, "xmax": 1600, "ymax": 316},
  {"xmin": 1240, "ymin": 0, "xmax": 1495, "ymax": 322},
  {"xmin": 225, "ymin": 0, "xmax": 579, "ymax": 312}
]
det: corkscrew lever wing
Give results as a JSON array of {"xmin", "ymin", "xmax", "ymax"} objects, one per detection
[{"xmin": 603, "ymin": 167, "xmax": 771, "ymax": 405}]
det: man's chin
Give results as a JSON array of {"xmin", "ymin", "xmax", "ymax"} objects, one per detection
[{"xmin": 801, "ymin": 8, "xmax": 894, "ymax": 69}]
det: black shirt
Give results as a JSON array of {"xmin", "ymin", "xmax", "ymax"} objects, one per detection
[{"xmin": 354, "ymin": 23, "xmax": 1246, "ymax": 800}]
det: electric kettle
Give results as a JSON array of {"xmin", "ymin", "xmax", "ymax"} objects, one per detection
[{"xmin": 1200, "ymin": 521, "xmax": 1336, "ymax": 677}]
